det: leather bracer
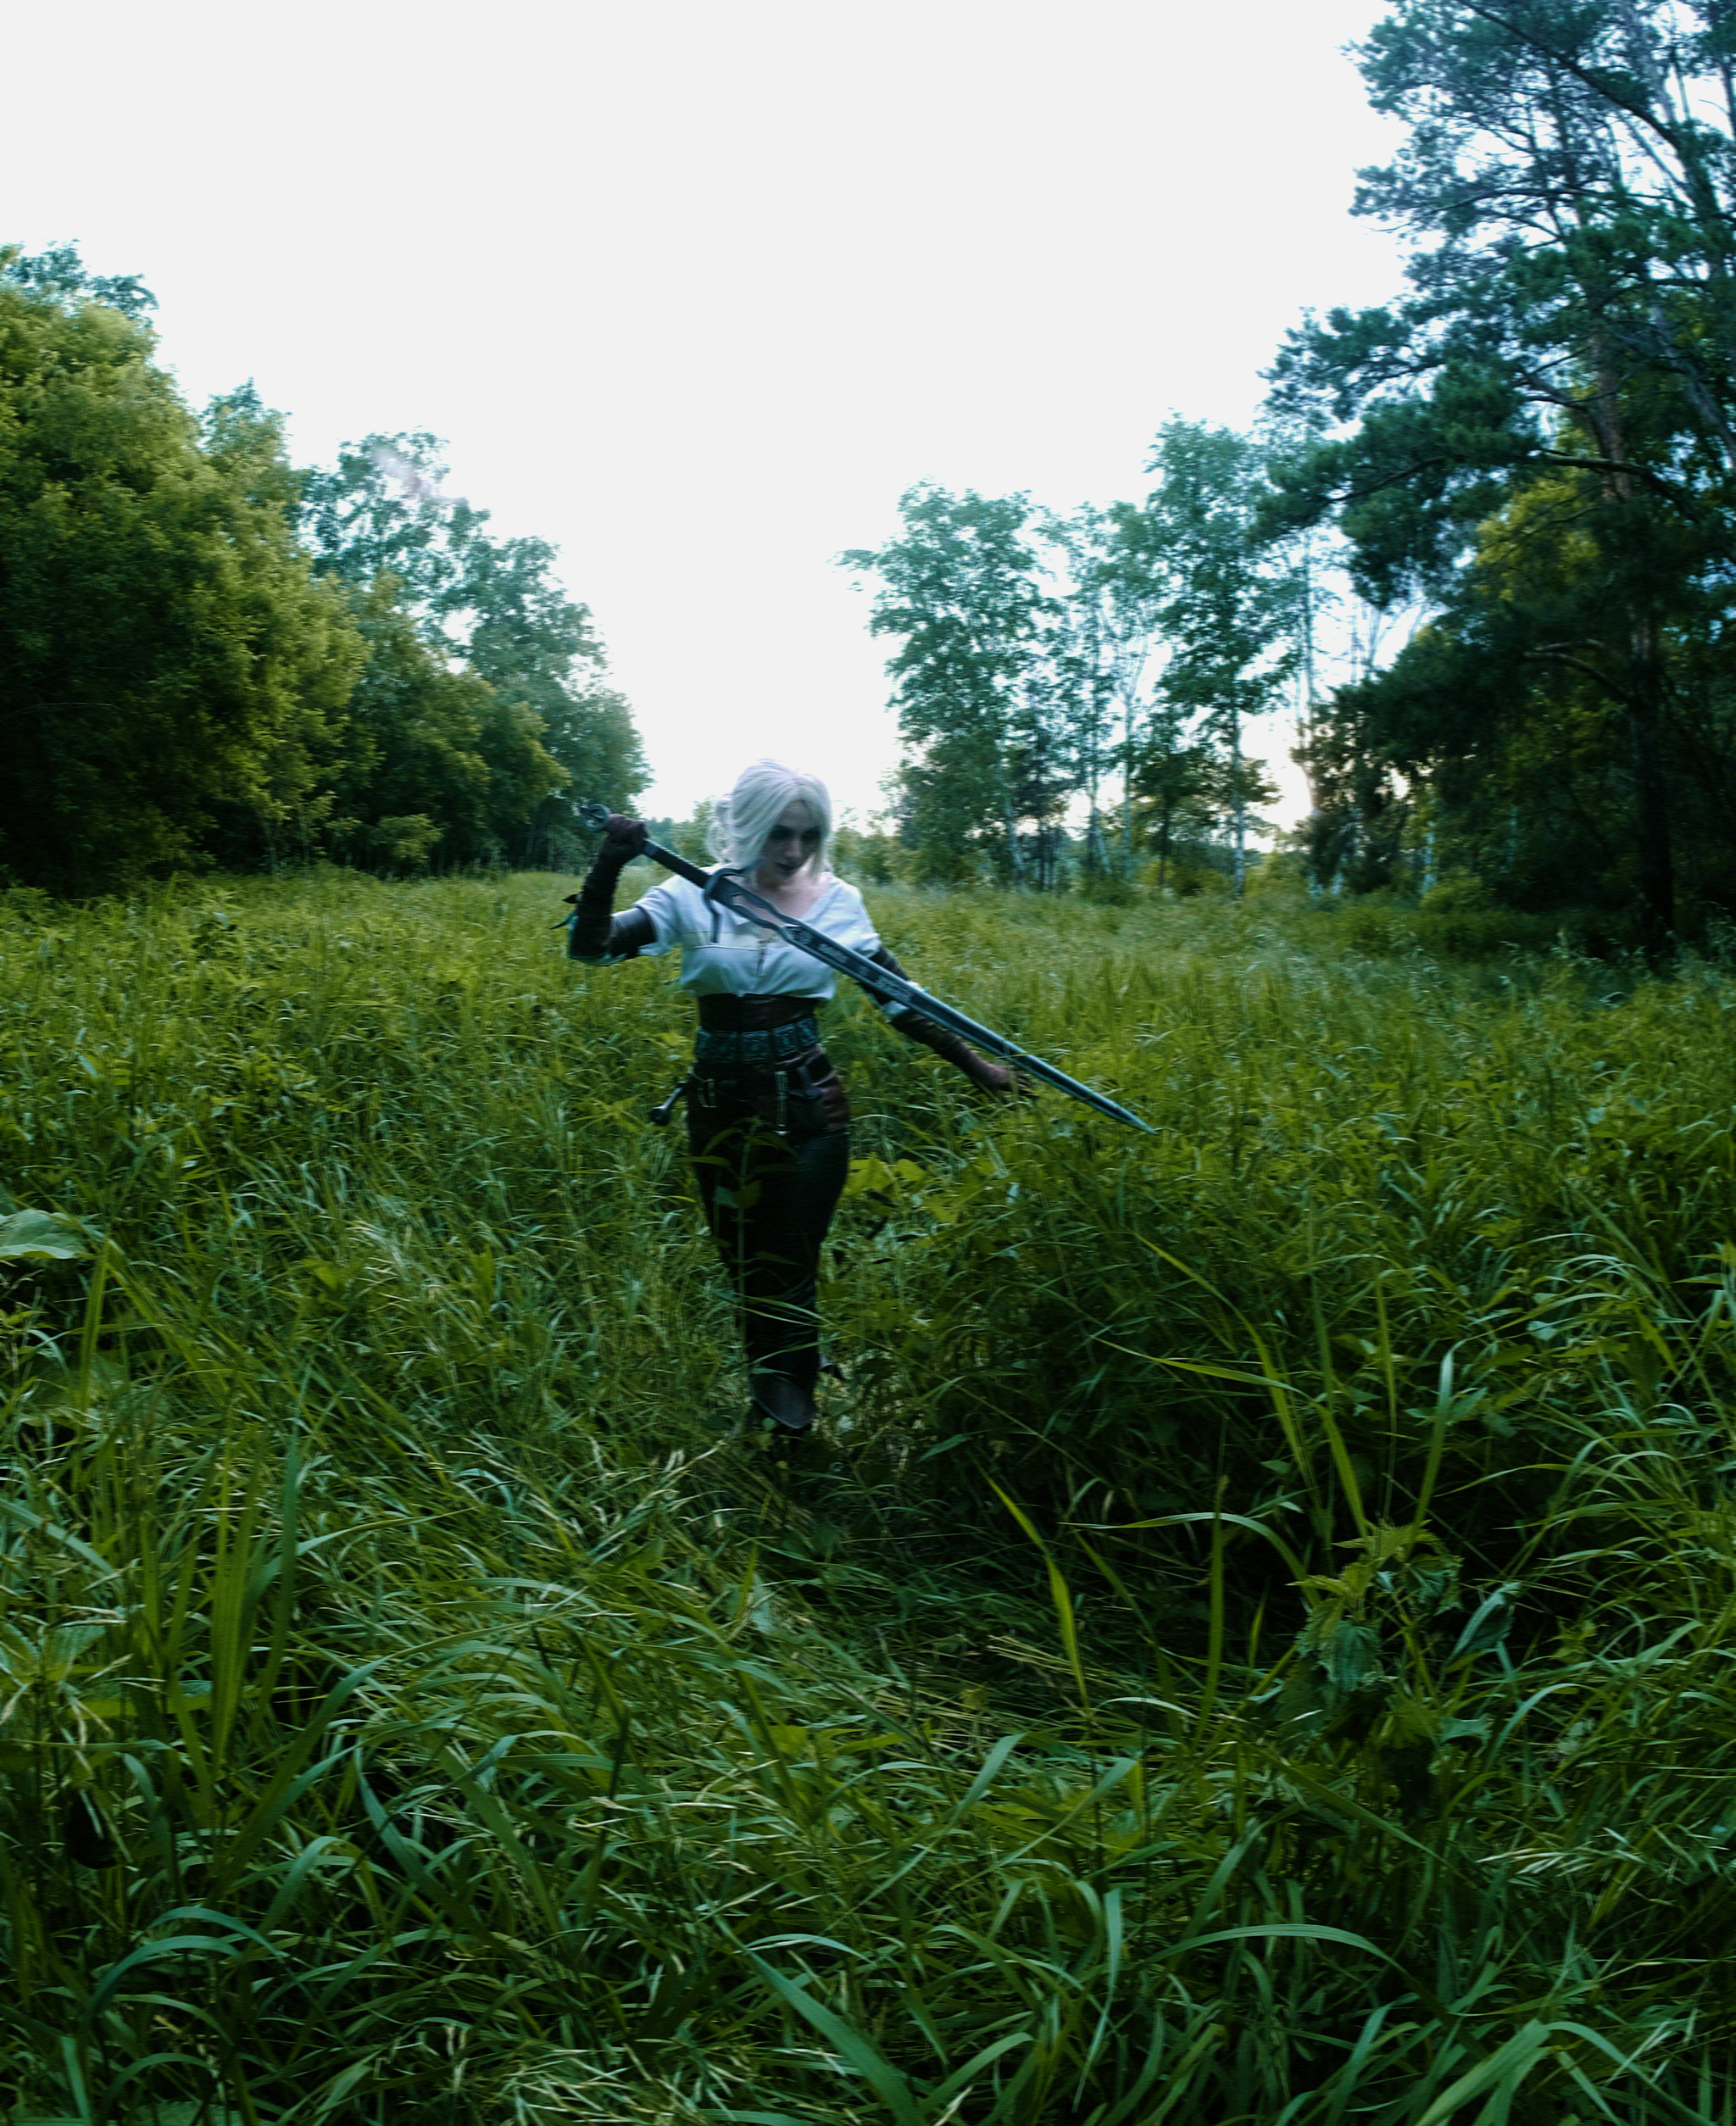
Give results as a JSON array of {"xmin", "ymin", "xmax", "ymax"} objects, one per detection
[
  {"xmin": 873, "ymin": 945, "xmax": 1015, "ymax": 1092},
  {"xmin": 566, "ymin": 854, "xmax": 655, "ymax": 962}
]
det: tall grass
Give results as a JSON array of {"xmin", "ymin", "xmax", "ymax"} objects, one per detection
[{"xmin": 0, "ymin": 871, "xmax": 1733, "ymax": 2122}]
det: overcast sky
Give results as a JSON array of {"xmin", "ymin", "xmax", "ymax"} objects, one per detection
[{"xmin": 4, "ymin": 0, "xmax": 1409, "ymax": 827}]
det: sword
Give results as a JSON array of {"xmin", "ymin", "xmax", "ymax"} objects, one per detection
[{"xmin": 575, "ymin": 804, "xmax": 1153, "ymax": 1134}]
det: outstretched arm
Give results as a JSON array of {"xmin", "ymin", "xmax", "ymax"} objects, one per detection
[
  {"xmin": 871, "ymin": 945, "xmax": 1024, "ymax": 1095},
  {"xmin": 567, "ymin": 815, "xmax": 658, "ymax": 962}
]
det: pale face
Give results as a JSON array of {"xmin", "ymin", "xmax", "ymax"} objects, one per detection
[{"xmin": 754, "ymin": 800, "xmax": 822, "ymax": 889}]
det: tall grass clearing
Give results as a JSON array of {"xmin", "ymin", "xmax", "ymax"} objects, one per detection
[{"xmin": 0, "ymin": 871, "xmax": 1731, "ymax": 2121}]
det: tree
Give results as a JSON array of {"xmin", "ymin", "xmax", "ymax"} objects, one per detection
[
  {"xmin": 1040, "ymin": 505, "xmax": 1165, "ymax": 879},
  {"xmin": 2, "ymin": 239, "xmax": 157, "ymax": 323},
  {"xmin": 1315, "ymin": 454, "xmax": 1736, "ymax": 920},
  {"xmin": 313, "ymin": 580, "xmax": 537, "ymax": 869},
  {"xmin": 1268, "ymin": 0, "xmax": 1736, "ymax": 954},
  {"xmin": 453, "ymin": 515, "xmax": 648, "ymax": 867},
  {"xmin": 298, "ymin": 434, "xmax": 647, "ymax": 867},
  {"xmin": 843, "ymin": 486, "xmax": 1054, "ymax": 885},
  {"xmin": 1123, "ymin": 420, "xmax": 1297, "ymax": 894},
  {"xmin": 1133, "ymin": 700, "xmax": 1214, "ymax": 893},
  {"xmin": 515, "ymin": 681, "xmax": 647, "ymax": 871},
  {"xmin": 0, "ymin": 259, "xmax": 363, "ymax": 892}
]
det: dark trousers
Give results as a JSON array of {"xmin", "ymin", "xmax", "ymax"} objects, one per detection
[{"xmin": 687, "ymin": 1101, "xmax": 849, "ymax": 1393}]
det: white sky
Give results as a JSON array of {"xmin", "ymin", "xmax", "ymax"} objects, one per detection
[{"xmin": 3, "ymin": 0, "xmax": 1408, "ymax": 829}]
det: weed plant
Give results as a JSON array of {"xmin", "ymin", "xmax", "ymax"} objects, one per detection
[{"xmin": 0, "ymin": 871, "xmax": 1733, "ymax": 2121}]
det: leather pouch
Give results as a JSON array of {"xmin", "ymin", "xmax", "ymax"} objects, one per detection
[
  {"xmin": 751, "ymin": 1059, "xmax": 848, "ymax": 1138},
  {"xmin": 693, "ymin": 1055, "xmax": 849, "ymax": 1140},
  {"xmin": 780, "ymin": 1062, "xmax": 849, "ymax": 1137}
]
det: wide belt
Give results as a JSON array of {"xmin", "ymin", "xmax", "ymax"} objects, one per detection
[
  {"xmin": 693, "ymin": 1015, "xmax": 821, "ymax": 1069},
  {"xmin": 695, "ymin": 993, "xmax": 826, "ymax": 1032}
]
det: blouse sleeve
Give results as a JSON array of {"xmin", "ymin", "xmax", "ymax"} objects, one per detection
[
  {"xmin": 625, "ymin": 881, "xmax": 683, "ymax": 955},
  {"xmin": 832, "ymin": 882, "xmax": 917, "ymax": 1017}
]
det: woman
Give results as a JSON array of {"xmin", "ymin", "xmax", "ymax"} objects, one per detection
[{"xmin": 568, "ymin": 759, "xmax": 1016, "ymax": 1434}]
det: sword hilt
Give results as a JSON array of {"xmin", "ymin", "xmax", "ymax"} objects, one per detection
[{"xmin": 649, "ymin": 1076, "xmax": 691, "ymax": 1127}]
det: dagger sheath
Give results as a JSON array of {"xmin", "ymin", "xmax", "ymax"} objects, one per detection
[{"xmin": 577, "ymin": 804, "xmax": 1153, "ymax": 1134}]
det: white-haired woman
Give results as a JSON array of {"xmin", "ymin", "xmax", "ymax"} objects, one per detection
[{"xmin": 568, "ymin": 759, "xmax": 1016, "ymax": 1434}]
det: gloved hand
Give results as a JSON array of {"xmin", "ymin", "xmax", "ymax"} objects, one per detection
[
  {"xmin": 597, "ymin": 814, "xmax": 648, "ymax": 868},
  {"xmin": 870, "ymin": 945, "xmax": 1034, "ymax": 1102},
  {"xmin": 961, "ymin": 1051, "xmax": 1035, "ymax": 1099},
  {"xmin": 896, "ymin": 1011, "xmax": 1034, "ymax": 1099}
]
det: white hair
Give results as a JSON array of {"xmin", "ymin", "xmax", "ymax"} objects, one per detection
[{"xmin": 709, "ymin": 760, "xmax": 833, "ymax": 874}]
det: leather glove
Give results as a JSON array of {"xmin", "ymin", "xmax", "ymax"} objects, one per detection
[
  {"xmin": 568, "ymin": 815, "xmax": 649, "ymax": 959},
  {"xmin": 869, "ymin": 944, "xmax": 1033, "ymax": 1099},
  {"xmin": 596, "ymin": 814, "xmax": 648, "ymax": 869},
  {"xmin": 965, "ymin": 1051, "xmax": 1036, "ymax": 1099}
]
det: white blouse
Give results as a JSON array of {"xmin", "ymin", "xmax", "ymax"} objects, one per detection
[{"xmin": 628, "ymin": 872, "xmax": 898, "ymax": 1007}]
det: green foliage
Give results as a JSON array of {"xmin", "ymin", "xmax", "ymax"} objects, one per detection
[
  {"xmin": 848, "ymin": 459, "xmax": 1293, "ymax": 896},
  {"xmin": 1322, "ymin": 464, "xmax": 1736, "ymax": 933},
  {"xmin": 314, "ymin": 578, "xmax": 562, "ymax": 872},
  {"xmin": 1033, "ymin": 506, "xmax": 1131, "ymax": 872},
  {"xmin": 843, "ymin": 485, "xmax": 1056, "ymax": 884},
  {"xmin": 647, "ymin": 797, "xmax": 717, "ymax": 868},
  {"xmin": 830, "ymin": 811, "xmax": 903, "ymax": 885},
  {"xmin": 1130, "ymin": 422, "xmax": 1299, "ymax": 744},
  {"xmin": 0, "ymin": 875, "xmax": 1733, "ymax": 2119},
  {"xmin": 0, "ymin": 261, "xmax": 645, "ymax": 891},
  {"xmin": 1, "ymin": 238, "xmax": 157, "ymax": 323},
  {"xmin": 298, "ymin": 434, "xmax": 648, "ymax": 871},
  {"xmin": 0, "ymin": 275, "xmax": 364, "ymax": 893},
  {"xmin": 1267, "ymin": 0, "xmax": 1736, "ymax": 954}
]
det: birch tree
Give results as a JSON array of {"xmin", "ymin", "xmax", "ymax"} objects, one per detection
[
  {"xmin": 843, "ymin": 485, "xmax": 1052, "ymax": 885},
  {"xmin": 1042, "ymin": 504, "xmax": 1167, "ymax": 879},
  {"xmin": 1123, "ymin": 421, "xmax": 1297, "ymax": 895}
]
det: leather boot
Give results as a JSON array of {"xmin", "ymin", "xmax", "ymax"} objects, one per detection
[{"xmin": 752, "ymin": 1375, "xmax": 817, "ymax": 1433}]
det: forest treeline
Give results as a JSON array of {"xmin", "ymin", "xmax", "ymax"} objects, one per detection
[
  {"xmin": 845, "ymin": 0, "xmax": 1736, "ymax": 955},
  {"xmin": 0, "ymin": 246, "xmax": 647, "ymax": 895},
  {"xmin": 14, "ymin": 0, "xmax": 1736, "ymax": 955}
]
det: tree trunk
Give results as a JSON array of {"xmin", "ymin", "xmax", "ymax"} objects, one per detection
[
  {"xmin": 1586, "ymin": 329, "xmax": 1677, "ymax": 962},
  {"xmin": 1231, "ymin": 712, "xmax": 1247, "ymax": 897},
  {"xmin": 1121, "ymin": 689, "xmax": 1137, "ymax": 881},
  {"xmin": 1002, "ymin": 783, "xmax": 1027, "ymax": 889},
  {"xmin": 1628, "ymin": 619, "xmax": 1677, "ymax": 966}
]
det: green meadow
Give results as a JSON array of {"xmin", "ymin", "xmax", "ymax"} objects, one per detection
[{"xmin": 2, "ymin": 871, "xmax": 1734, "ymax": 2124}]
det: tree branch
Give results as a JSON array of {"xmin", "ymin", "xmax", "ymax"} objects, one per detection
[
  {"xmin": 1535, "ymin": 449, "xmax": 1701, "ymax": 511},
  {"xmin": 1522, "ymin": 640, "xmax": 1626, "ymax": 701}
]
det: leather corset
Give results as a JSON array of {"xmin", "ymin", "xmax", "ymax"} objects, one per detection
[{"xmin": 695, "ymin": 993, "xmax": 826, "ymax": 1032}]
